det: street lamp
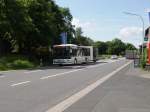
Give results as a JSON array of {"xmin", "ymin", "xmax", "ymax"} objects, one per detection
[{"xmin": 123, "ymin": 12, "xmax": 145, "ymax": 59}]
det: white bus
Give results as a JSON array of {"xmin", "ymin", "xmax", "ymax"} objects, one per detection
[{"xmin": 53, "ymin": 44, "xmax": 98, "ymax": 65}]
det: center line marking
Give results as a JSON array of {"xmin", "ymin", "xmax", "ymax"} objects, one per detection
[
  {"xmin": 11, "ymin": 81, "xmax": 31, "ymax": 87},
  {"xmin": 24, "ymin": 70, "xmax": 43, "ymax": 74},
  {"xmin": 46, "ymin": 60, "xmax": 132, "ymax": 112},
  {"xmin": 0, "ymin": 75, "xmax": 5, "ymax": 78},
  {"xmin": 40, "ymin": 69, "xmax": 82, "ymax": 80},
  {"xmin": 40, "ymin": 59, "xmax": 124, "ymax": 80}
]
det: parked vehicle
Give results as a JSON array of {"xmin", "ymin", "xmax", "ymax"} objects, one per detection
[{"xmin": 111, "ymin": 55, "xmax": 118, "ymax": 59}]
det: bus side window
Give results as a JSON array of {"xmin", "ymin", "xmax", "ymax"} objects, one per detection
[
  {"xmin": 77, "ymin": 49, "xmax": 82, "ymax": 56},
  {"xmin": 72, "ymin": 49, "xmax": 77, "ymax": 56}
]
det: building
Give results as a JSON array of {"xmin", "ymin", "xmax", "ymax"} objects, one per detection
[{"xmin": 145, "ymin": 27, "xmax": 150, "ymax": 64}]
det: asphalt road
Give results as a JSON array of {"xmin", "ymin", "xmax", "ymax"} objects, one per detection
[{"xmin": 0, "ymin": 58, "xmax": 132, "ymax": 112}]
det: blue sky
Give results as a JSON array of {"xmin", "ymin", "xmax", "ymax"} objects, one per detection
[{"xmin": 55, "ymin": 0, "xmax": 150, "ymax": 47}]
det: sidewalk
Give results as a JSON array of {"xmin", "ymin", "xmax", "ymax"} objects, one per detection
[{"xmin": 64, "ymin": 66, "xmax": 150, "ymax": 112}]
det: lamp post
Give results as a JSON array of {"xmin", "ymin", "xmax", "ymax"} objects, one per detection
[{"xmin": 123, "ymin": 12, "xmax": 144, "ymax": 59}]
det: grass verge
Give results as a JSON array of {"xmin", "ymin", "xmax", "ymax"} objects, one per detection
[{"xmin": 0, "ymin": 55, "xmax": 37, "ymax": 71}]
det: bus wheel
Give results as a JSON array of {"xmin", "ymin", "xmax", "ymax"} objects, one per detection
[
  {"xmin": 74, "ymin": 59, "xmax": 77, "ymax": 65},
  {"xmin": 59, "ymin": 64, "xmax": 63, "ymax": 66}
]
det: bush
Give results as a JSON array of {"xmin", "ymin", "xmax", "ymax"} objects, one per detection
[
  {"xmin": 140, "ymin": 59, "xmax": 146, "ymax": 69},
  {"xmin": 140, "ymin": 48, "xmax": 147, "ymax": 69},
  {"xmin": 11, "ymin": 60, "xmax": 34, "ymax": 69},
  {"xmin": 0, "ymin": 54, "xmax": 37, "ymax": 70},
  {"xmin": 0, "ymin": 64, "xmax": 7, "ymax": 70}
]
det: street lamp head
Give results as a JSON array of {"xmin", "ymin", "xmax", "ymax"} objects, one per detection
[{"xmin": 123, "ymin": 11, "xmax": 139, "ymax": 16}]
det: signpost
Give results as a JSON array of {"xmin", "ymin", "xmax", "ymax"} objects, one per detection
[
  {"xmin": 144, "ymin": 37, "xmax": 148, "ymax": 42},
  {"xmin": 60, "ymin": 32, "xmax": 67, "ymax": 44}
]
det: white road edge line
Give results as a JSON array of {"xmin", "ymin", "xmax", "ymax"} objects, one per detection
[
  {"xmin": 11, "ymin": 81, "xmax": 31, "ymax": 87},
  {"xmin": 46, "ymin": 60, "xmax": 133, "ymax": 112}
]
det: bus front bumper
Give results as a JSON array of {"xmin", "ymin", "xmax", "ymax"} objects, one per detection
[{"xmin": 53, "ymin": 59, "xmax": 73, "ymax": 65}]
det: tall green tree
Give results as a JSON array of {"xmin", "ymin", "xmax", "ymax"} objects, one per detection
[
  {"xmin": 74, "ymin": 27, "xmax": 94, "ymax": 46},
  {"xmin": 106, "ymin": 38, "xmax": 126, "ymax": 55},
  {"xmin": 75, "ymin": 27, "xmax": 83, "ymax": 45},
  {"xmin": 59, "ymin": 7, "xmax": 74, "ymax": 44},
  {"xmin": 126, "ymin": 43, "xmax": 136, "ymax": 50},
  {"xmin": 94, "ymin": 41, "xmax": 108, "ymax": 55}
]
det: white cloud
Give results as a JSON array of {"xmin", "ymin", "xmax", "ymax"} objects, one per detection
[
  {"xmin": 72, "ymin": 18, "xmax": 97, "ymax": 32},
  {"xmin": 118, "ymin": 26, "xmax": 143, "ymax": 48},
  {"xmin": 119, "ymin": 26, "xmax": 142, "ymax": 38},
  {"xmin": 72, "ymin": 18, "xmax": 81, "ymax": 27},
  {"xmin": 145, "ymin": 8, "xmax": 150, "ymax": 12}
]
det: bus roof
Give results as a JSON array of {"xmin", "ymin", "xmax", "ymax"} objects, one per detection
[{"xmin": 53, "ymin": 44, "xmax": 78, "ymax": 47}]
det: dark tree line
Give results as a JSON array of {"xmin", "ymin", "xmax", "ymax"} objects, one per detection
[
  {"xmin": 94, "ymin": 38, "xmax": 137, "ymax": 55},
  {"xmin": 0, "ymin": 0, "xmax": 70, "ymax": 54},
  {"xmin": 0, "ymin": 0, "xmax": 136, "ymax": 59}
]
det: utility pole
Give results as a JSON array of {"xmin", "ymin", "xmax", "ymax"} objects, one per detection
[{"xmin": 123, "ymin": 12, "xmax": 144, "ymax": 59}]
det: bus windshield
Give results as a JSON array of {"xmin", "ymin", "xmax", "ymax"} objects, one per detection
[{"xmin": 53, "ymin": 47, "xmax": 71, "ymax": 59}]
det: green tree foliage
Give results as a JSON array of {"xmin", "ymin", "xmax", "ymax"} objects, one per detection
[
  {"xmin": 107, "ymin": 38, "xmax": 126, "ymax": 55},
  {"xmin": 0, "ymin": 0, "xmax": 137, "ymax": 61},
  {"xmin": 0, "ymin": 0, "xmax": 74, "ymax": 56},
  {"xmin": 0, "ymin": 0, "xmax": 14, "ymax": 54},
  {"xmin": 59, "ymin": 7, "xmax": 74, "ymax": 44},
  {"xmin": 74, "ymin": 27, "xmax": 93, "ymax": 46},
  {"xmin": 94, "ymin": 38, "xmax": 136, "ymax": 55},
  {"xmin": 125, "ymin": 43, "xmax": 136, "ymax": 50},
  {"xmin": 93, "ymin": 41, "xmax": 108, "ymax": 54}
]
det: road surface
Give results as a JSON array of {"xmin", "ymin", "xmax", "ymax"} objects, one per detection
[{"xmin": 0, "ymin": 59, "xmax": 147, "ymax": 112}]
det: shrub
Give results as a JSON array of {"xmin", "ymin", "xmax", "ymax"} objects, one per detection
[
  {"xmin": 140, "ymin": 59, "xmax": 146, "ymax": 69},
  {"xmin": 0, "ymin": 64, "xmax": 7, "ymax": 70},
  {"xmin": 11, "ymin": 60, "xmax": 34, "ymax": 69},
  {"xmin": 140, "ymin": 48, "xmax": 147, "ymax": 69},
  {"xmin": 0, "ymin": 55, "xmax": 37, "ymax": 70}
]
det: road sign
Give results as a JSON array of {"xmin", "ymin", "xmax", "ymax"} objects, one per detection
[
  {"xmin": 60, "ymin": 32, "xmax": 67, "ymax": 44},
  {"xmin": 144, "ymin": 37, "xmax": 148, "ymax": 42}
]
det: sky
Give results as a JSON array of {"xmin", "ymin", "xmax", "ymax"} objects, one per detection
[{"xmin": 55, "ymin": 0, "xmax": 150, "ymax": 47}]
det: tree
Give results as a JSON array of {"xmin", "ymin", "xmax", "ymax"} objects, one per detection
[
  {"xmin": 106, "ymin": 38, "xmax": 126, "ymax": 55},
  {"xmin": 0, "ymin": 0, "xmax": 74, "ymax": 55},
  {"xmin": 126, "ymin": 43, "xmax": 136, "ymax": 50},
  {"xmin": 74, "ymin": 27, "xmax": 83, "ymax": 45},
  {"xmin": 59, "ymin": 7, "xmax": 74, "ymax": 44},
  {"xmin": 94, "ymin": 41, "xmax": 108, "ymax": 55},
  {"xmin": 0, "ymin": 0, "xmax": 21, "ymax": 54}
]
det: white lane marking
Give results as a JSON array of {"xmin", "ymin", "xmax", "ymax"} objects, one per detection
[
  {"xmin": 40, "ymin": 59, "xmax": 126, "ymax": 80},
  {"xmin": 24, "ymin": 70, "xmax": 43, "ymax": 74},
  {"xmin": 40, "ymin": 69, "xmax": 83, "ymax": 80},
  {"xmin": 72, "ymin": 66, "xmax": 81, "ymax": 69},
  {"xmin": 40, "ymin": 62, "xmax": 110, "ymax": 80},
  {"xmin": 46, "ymin": 60, "xmax": 132, "ymax": 112},
  {"xmin": 11, "ymin": 81, "xmax": 31, "ymax": 87},
  {"xmin": 87, "ymin": 63, "xmax": 107, "ymax": 68},
  {"xmin": 0, "ymin": 76, "xmax": 5, "ymax": 78}
]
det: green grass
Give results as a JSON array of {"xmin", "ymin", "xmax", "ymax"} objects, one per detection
[
  {"xmin": 140, "ymin": 48, "xmax": 147, "ymax": 69},
  {"xmin": 0, "ymin": 55, "xmax": 37, "ymax": 71}
]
